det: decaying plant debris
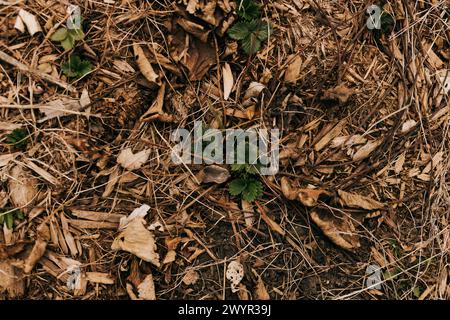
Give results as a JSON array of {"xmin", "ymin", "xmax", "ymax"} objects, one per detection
[{"xmin": 0, "ymin": 0, "xmax": 449, "ymax": 300}]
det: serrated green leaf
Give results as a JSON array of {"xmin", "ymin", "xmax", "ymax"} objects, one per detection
[
  {"xmin": 255, "ymin": 22, "xmax": 271, "ymax": 41},
  {"xmin": 61, "ymin": 34, "xmax": 75, "ymax": 51},
  {"xmin": 237, "ymin": 0, "xmax": 260, "ymax": 21},
  {"xmin": 228, "ymin": 22, "xmax": 251, "ymax": 40},
  {"xmin": 229, "ymin": 178, "xmax": 248, "ymax": 196},
  {"xmin": 51, "ymin": 28, "xmax": 68, "ymax": 41},
  {"xmin": 241, "ymin": 33, "xmax": 261, "ymax": 55},
  {"xmin": 62, "ymin": 55, "xmax": 92, "ymax": 78},
  {"xmin": 5, "ymin": 212, "xmax": 14, "ymax": 229},
  {"xmin": 68, "ymin": 28, "xmax": 84, "ymax": 41},
  {"xmin": 242, "ymin": 179, "xmax": 263, "ymax": 202}
]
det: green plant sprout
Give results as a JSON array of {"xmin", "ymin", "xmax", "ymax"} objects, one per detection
[
  {"xmin": 0, "ymin": 209, "xmax": 25, "ymax": 230},
  {"xmin": 228, "ymin": 0, "xmax": 271, "ymax": 55},
  {"xmin": 51, "ymin": 26, "xmax": 84, "ymax": 51},
  {"xmin": 62, "ymin": 55, "xmax": 92, "ymax": 78},
  {"xmin": 5, "ymin": 128, "xmax": 30, "ymax": 150}
]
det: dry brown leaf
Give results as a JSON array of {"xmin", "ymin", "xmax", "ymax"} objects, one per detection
[
  {"xmin": 111, "ymin": 218, "xmax": 160, "ymax": 267},
  {"xmin": 0, "ymin": 153, "xmax": 18, "ymax": 168},
  {"xmin": 0, "ymin": 259, "xmax": 24, "ymax": 298},
  {"xmin": 226, "ymin": 261, "xmax": 244, "ymax": 293},
  {"xmin": 182, "ymin": 269, "xmax": 199, "ymax": 285},
  {"xmin": 322, "ymin": 84, "xmax": 354, "ymax": 104},
  {"xmin": 338, "ymin": 190, "xmax": 384, "ymax": 210},
  {"xmin": 222, "ymin": 62, "xmax": 233, "ymax": 100},
  {"xmin": 133, "ymin": 43, "xmax": 160, "ymax": 85},
  {"xmin": 252, "ymin": 270, "xmax": 270, "ymax": 300},
  {"xmin": 196, "ymin": 165, "xmax": 230, "ymax": 184},
  {"xmin": 162, "ymin": 250, "xmax": 177, "ymax": 264},
  {"xmin": 38, "ymin": 89, "xmax": 90, "ymax": 123},
  {"xmin": 284, "ymin": 54, "xmax": 302, "ymax": 83},
  {"xmin": 168, "ymin": 21, "xmax": 216, "ymax": 81},
  {"xmin": 243, "ymin": 82, "xmax": 265, "ymax": 101},
  {"xmin": 17, "ymin": 9, "xmax": 42, "ymax": 36},
  {"xmin": 241, "ymin": 199, "xmax": 254, "ymax": 227},
  {"xmin": 314, "ymin": 119, "xmax": 346, "ymax": 151},
  {"xmin": 8, "ymin": 165, "xmax": 38, "ymax": 210},
  {"xmin": 298, "ymin": 188, "xmax": 328, "ymax": 207},
  {"xmin": 177, "ymin": 18, "xmax": 210, "ymax": 43},
  {"xmin": 138, "ymin": 273, "xmax": 156, "ymax": 300},
  {"xmin": 353, "ymin": 139, "xmax": 383, "ymax": 161},
  {"xmin": 0, "ymin": 242, "xmax": 26, "ymax": 260},
  {"xmin": 394, "ymin": 153, "xmax": 406, "ymax": 174},
  {"xmin": 23, "ymin": 222, "xmax": 50, "ymax": 273},
  {"xmin": 117, "ymin": 148, "xmax": 150, "ymax": 171},
  {"xmin": 310, "ymin": 209, "xmax": 360, "ymax": 251},
  {"xmin": 86, "ymin": 272, "xmax": 114, "ymax": 285}
]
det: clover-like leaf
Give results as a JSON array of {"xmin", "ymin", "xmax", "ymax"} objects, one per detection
[
  {"xmin": 60, "ymin": 35, "xmax": 75, "ymax": 51},
  {"xmin": 51, "ymin": 27, "xmax": 68, "ymax": 41}
]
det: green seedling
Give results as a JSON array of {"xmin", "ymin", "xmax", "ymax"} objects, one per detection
[
  {"xmin": 5, "ymin": 128, "xmax": 30, "ymax": 150},
  {"xmin": 228, "ymin": 0, "xmax": 272, "ymax": 55},
  {"xmin": 51, "ymin": 27, "xmax": 84, "ymax": 51},
  {"xmin": 0, "ymin": 210, "xmax": 25, "ymax": 230},
  {"xmin": 62, "ymin": 55, "xmax": 92, "ymax": 78}
]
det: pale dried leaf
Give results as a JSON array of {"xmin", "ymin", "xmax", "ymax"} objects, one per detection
[
  {"xmin": 182, "ymin": 269, "xmax": 199, "ymax": 286},
  {"xmin": 226, "ymin": 261, "xmax": 244, "ymax": 293},
  {"xmin": 0, "ymin": 259, "xmax": 24, "ymax": 298},
  {"xmin": 138, "ymin": 273, "xmax": 156, "ymax": 300},
  {"xmin": 117, "ymin": 148, "xmax": 150, "ymax": 171},
  {"xmin": 310, "ymin": 210, "xmax": 360, "ymax": 251},
  {"xmin": 133, "ymin": 43, "xmax": 159, "ymax": 85},
  {"xmin": 222, "ymin": 62, "xmax": 233, "ymax": 100},
  {"xmin": 196, "ymin": 165, "xmax": 230, "ymax": 184},
  {"xmin": 8, "ymin": 165, "xmax": 38, "ymax": 209},
  {"xmin": 353, "ymin": 139, "xmax": 383, "ymax": 161},
  {"xmin": 284, "ymin": 54, "xmax": 302, "ymax": 83},
  {"xmin": 322, "ymin": 84, "xmax": 354, "ymax": 104},
  {"xmin": 338, "ymin": 190, "xmax": 384, "ymax": 210},
  {"xmin": 111, "ymin": 218, "xmax": 160, "ymax": 267},
  {"xmin": 18, "ymin": 9, "xmax": 42, "ymax": 36}
]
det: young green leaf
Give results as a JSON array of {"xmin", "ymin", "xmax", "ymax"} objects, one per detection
[
  {"xmin": 51, "ymin": 27, "xmax": 68, "ymax": 41},
  {"xmin": 228, "ymin": 22, "xmax": 251, "ymax": 40},
  {"xmin": 61, "ymin": 35, "xmax": 75, "ymax": 51},
  {"xmin": 229, "ymin": 178, "xmax": 248, "ymax": 196},
  {"xmin": 241, "ymin": 179, "xmax": 263, "ymax": 202},
  {"xmin": 237, "ymin": 0, "xmax": 261, "ymax": 21},
  {"xmin": 5, "ymin": 212, "xmax": 14, "ymax": 229},
  {"xmin": 68, "ymin": 28, "xmax": 84, "ymax": 41},
  {"xmin": 5, "ymin": 128, "xmax": 29, "ymax": 149},
  {"xmin": 62, "ymin": 55, "xmax": 92, "ymax": 78},
  {"xmin": 228, "ymin": 20, "xmax": 271, "ymax": 55},
  {"xmin": 15, "ymin": 210, "xmax": 25, "ymax": 220}
]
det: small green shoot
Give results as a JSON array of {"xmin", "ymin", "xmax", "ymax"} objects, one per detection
[
  {"xmin": 62, "ymin": 55, "xmax": 92, "ymax": 78},
  {"xmin": 236, "ymin": 0, "xmax": 261, "ymax": 21},
  {"xmin": 228, "ymin": 0, "xmax": 271, "ymax": 55},
  {"xmin": 0, "ymin": 210, "xmax": 25, "ymax": 230},
  {"xmin": 228, "ymin": 160, "xmax": 264, "ymax": 202},
  {"xmin": 5, "ymin": 128, "xmax": 30, "ymax": 150},
  {"xmin": 229, "ymin": 176, "xmax": 263, "ymax": 202},
  {"xmin": 51, "ymin": 26, "xmax": 85, "ymax": 51}
]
